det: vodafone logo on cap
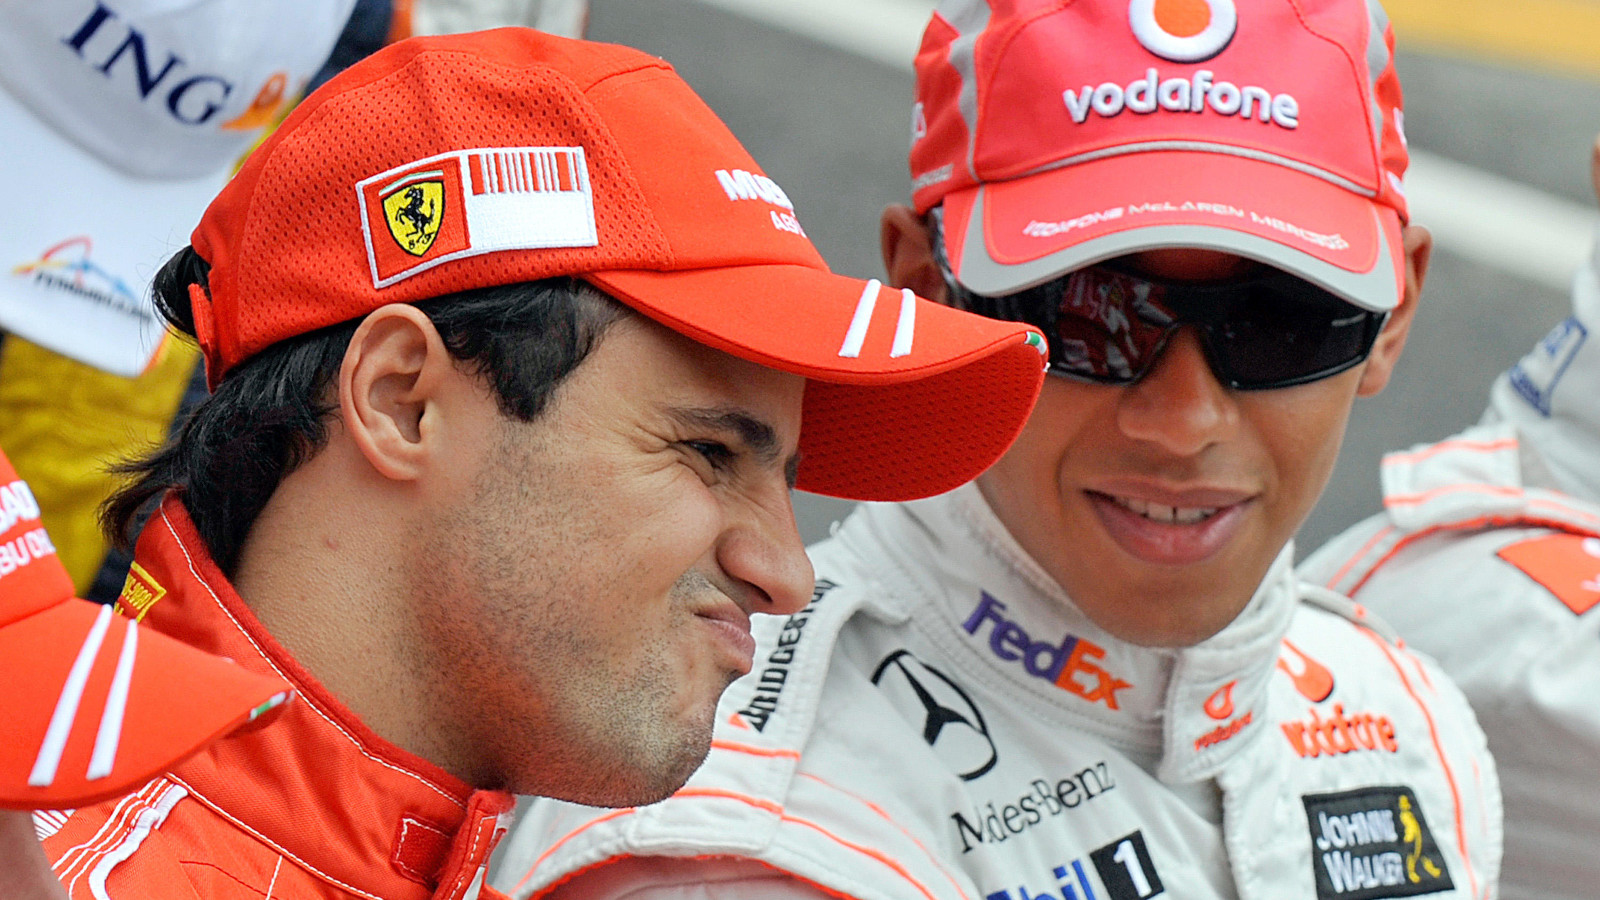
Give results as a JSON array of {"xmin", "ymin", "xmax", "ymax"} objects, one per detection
[
  {"xmin": 1063, "ymin": 0, "xmax": 1299, "ymax": 130},
  {"xmin": 1129, "ymin": 0, "xmax": 1237, "ymax": 63}
]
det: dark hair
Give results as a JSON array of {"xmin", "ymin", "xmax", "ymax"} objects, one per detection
[{"xmin": 103, "ymin": 248, "xmax": 627, "ymax": 575}]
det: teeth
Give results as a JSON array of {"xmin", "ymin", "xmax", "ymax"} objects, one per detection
[{"xmin": 1113, "ymin": 495, "xmax": 1219, "ymax": 525}]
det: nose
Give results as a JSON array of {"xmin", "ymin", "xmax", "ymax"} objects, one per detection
[
  {"xmin": 717, "ymin": 486, "xmax": 815, "ymax": 617},
  {"xmin": 1115, "ymin": 327, "xmax": 1237, "ymax": 456}
]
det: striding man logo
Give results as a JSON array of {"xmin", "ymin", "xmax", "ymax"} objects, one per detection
[{"xmin": 382, "ymin": 174, "xmax": 446, "ymax": 257}]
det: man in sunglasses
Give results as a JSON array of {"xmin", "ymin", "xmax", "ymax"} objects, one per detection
[{"xmin": 496, "ymin": 1, "xmax": 1502, "ymax": 898}]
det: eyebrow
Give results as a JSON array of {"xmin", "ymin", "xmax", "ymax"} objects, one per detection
[{"xmin": 670, "ymin": 407, "xmax": 803, "ymax": 488}]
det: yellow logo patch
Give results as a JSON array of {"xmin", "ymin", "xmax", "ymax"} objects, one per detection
[
  {"xmin": 382, "ymin": 175, "xmax": 446, "ymax": 257},
  {"xmin": 118, "ymin": 561, "xmax": 167, "ymax": 622}
]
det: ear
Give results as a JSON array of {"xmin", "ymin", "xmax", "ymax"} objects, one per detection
[
  {"xmin": 338, "ymin": 304, "xmax": 455, "ymax": 481},
  {"xmin": 880, "ymin": 204, "xmax": 950, "ymax": 304},
  {"xmin": 1356, "ymin": 224, "xmax": 1431, "ymax": 397}
]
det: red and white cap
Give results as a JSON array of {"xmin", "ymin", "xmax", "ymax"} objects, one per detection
[
  {"xmin": 190, "ymin": 28, "xmax": 1048, "ymax": 502},
  {"xmin": 0, "ymin": 450, "xmax": 292, "ymax": 810},
  {"xmin": 911, "ymin": 0, "xmax": 1410, "ymax": 312},
  {"xmin": 0, "ymin": 0, "xmax": 355, "ymax": 377}
]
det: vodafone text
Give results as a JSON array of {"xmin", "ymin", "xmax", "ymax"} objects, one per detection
[
  {"xmin": 1194, "ymin": 711, "xmax": 1252, "ymax": 751},
  {"xmin": 1282, "ymin": 704, "xmax": 1398, "ymax": 758},
  {"xmin": 963, "ymin": 594, "xmax": 1132, "ymax": 709},
  {"xmin": 1064, "ymin": 68, "xmax": 1298, "ymax": 129}
]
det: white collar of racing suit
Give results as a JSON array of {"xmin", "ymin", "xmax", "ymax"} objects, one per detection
[{"xmin": 838, "ymin": 483, "xmax": 1299, "ymax": 785}]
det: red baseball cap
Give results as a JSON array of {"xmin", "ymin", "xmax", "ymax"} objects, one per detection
[
  {"xmin": 0, "ymin": 450, "xmax": 292, "ymax": 810},
  {"xmin": 190, "ymin": 28, "xmax": 1047, "ymax": 502},
  {"xmin": 911, "ymin": 0, "xmax": 1410, "ymax": 312}
]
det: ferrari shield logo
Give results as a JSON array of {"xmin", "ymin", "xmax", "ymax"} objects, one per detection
[{"xmin": 381, "ymin": 173, "xmax": 446, "ymax": 256}]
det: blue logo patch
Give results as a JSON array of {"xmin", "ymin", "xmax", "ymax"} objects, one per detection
[{"xmin": 1508, "ymin": 316, "xmax": 1587, "ymax": 416}]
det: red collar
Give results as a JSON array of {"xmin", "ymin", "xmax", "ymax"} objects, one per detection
[{"xmin": 119, "ymin": 495, "xmax": 514, "ymax": 899}]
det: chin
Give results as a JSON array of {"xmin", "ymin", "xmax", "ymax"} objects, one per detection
[
  {"xmin": 507, "ymin": 724, "xmax": 715, "ymax": 809},
  {"xmin": 1087, "ymin": 583, "xmax": 1246, "ymax": 648}
]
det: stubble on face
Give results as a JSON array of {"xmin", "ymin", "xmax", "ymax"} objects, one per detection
[{"xmin": 407, "ymin": 407, "xmax": 736, "ymax": 806}]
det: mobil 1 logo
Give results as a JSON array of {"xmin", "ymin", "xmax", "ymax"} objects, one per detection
[
  {"xmin": 985, "ymin": 830, "xmax": 1164, "ymax": 900},
  {"xmin": 1091, "ymin": 831, "xmax": 1165, "ymax": 900},
  {"xmin": 1303, "ymin": 787, "xmax": 1453, "ymax": 900}
]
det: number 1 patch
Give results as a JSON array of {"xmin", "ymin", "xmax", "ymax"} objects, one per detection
[
  {"xmin": 1497, "ymin": 534, "xmax": 1600, "ymax": 615},
  {"xmin": 1090, "ymin": 830, "xmax": 1165, "ymax": 900}
]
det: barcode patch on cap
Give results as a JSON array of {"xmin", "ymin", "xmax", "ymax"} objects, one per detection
[{"xmin": 358, "ymin": 147, "xmax": 599, "ymax": 288}]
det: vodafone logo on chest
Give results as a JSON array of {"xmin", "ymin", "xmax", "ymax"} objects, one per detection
[{"xmin": 1063, "ymin": 0, "xmax": 1299, "ymax": 130}]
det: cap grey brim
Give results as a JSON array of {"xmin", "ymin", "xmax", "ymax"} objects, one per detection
[{"xmin": 953, "ymin": 187, "xmax": 1403, "ymax": 313}]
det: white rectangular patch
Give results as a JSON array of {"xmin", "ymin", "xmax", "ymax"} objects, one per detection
[{"xmin": 357, "ymin": 146, "xmax": 599, "ymax": 289}]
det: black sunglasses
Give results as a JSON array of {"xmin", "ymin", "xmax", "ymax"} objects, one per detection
[{"xmin": 934, "ymin": 239, "xmax": 1388, "ymax": 391}]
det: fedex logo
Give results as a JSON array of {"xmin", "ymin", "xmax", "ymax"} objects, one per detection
[
  {"xmin": 61, "ymin": 2, "xmax": 236, "ymax": 126},
  {"xmin": 963, "ymin": 594, "xmax": 1132, "ymax": 709}
]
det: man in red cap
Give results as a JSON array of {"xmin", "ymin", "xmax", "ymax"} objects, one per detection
[
  {"xmin": 0, "ymin": 446, "xmax": 292, "ymax": 899},
  {"xmin": 31, "ymin": 25, "xmax": 1047, "ymax": 900},
  {"xmin": 496, "ymin": 1, "xmax": 1501, "ymax": 898}
]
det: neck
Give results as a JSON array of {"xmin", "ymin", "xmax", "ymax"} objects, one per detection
[{"xmin": 230, "ymin": 445, "xmax": 482, "ymax": 785}]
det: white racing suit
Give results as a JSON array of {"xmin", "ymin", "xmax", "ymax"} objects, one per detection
[
  {"xmin": 496, "ymin": 485, "xmax": 1501, "ymax": 900},
  {"xmin": 1302, "ymin": 233, "xmax": 1600, "ymax": 900}
]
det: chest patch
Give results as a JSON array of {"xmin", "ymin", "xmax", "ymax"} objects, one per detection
[
  {"xmin": 1302, "ymin": 787, "xmax": 1453, "ymax": 899},
  {"xmin": 1496, "ymin": 533, "xmax": 1600, "ymax": 615}
]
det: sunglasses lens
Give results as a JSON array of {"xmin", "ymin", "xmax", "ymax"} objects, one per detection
[
  {"xmin": 1051, "ymin": 271, "xmax": 1174, "ymax": 382},
  {"xmin": 940, "ymin": 250, "xmax": 1381, "ymax": 390},
  {"xmin": 1203, "ymin": 286, "xmax": 1380, "ymax": 388}
]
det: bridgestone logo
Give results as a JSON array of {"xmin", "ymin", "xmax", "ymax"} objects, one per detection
[{"xmin": 734, "ymin": 579, "xmax": 836, "ymax": 731}]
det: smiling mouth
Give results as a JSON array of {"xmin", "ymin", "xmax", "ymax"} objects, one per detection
[{"xmin": 1107, "ymin": 494, "xmax": 1221, "ymax": 525}]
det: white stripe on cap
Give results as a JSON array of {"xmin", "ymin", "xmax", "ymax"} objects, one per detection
[
  {"xmin": 87, "ymin": 621, "xmax": 138, "ymax": 781},
  {"xmin": 30, "ymin": 605, "xmax": 115, "ymax": 787},
  {"xmin": 839, "ymin": 279, "xmax": 882, "ymax": 358},
  {"xmin": 890, "ymin": 288, "xmax": 917, "ymax": 358}
]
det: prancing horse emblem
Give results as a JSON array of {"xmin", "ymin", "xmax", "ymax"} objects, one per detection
[{"xmin": 382, "ymin": 175, "xmax": 445, "ymax": 256}]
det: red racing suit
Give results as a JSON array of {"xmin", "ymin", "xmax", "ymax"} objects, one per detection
[
  {"xmin": 37, "ymin": 495, "xmax": 516, "ymax": 899},
  {"xmin": 495, "ymin": 484, "xmax": 1501, "ymax": 900}
]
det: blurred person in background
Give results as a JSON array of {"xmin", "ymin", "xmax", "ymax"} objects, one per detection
[
  {"xmin": 1304, "ymin": 137, "xmax": 1600, "ymax": 900},
  {"xmin": 496, "ymin": 1, "xmax": 1503, "ymax": 898},
  {"xmin": 31, "ymin": 26, "xmax": 1047, "ymax": 900},
  {"xmin": 0, "ymin": 0, "xmax": 356, "ymax": 600}
]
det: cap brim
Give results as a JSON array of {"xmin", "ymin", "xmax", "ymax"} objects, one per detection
[
  {"xmin": 0, "ymin": 600, "xmax": 291, "ymax": 810},
  {"xmin": 942, "ymin": 150, "xmax": 1405, "ymax": 313},
  {"xmin": 589, "ymin": 264, "xmax": 1047, "ymax": 501},
  {"xmin": 0, "ymin": 84, "xmax": 228, "ymax": 377}
]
